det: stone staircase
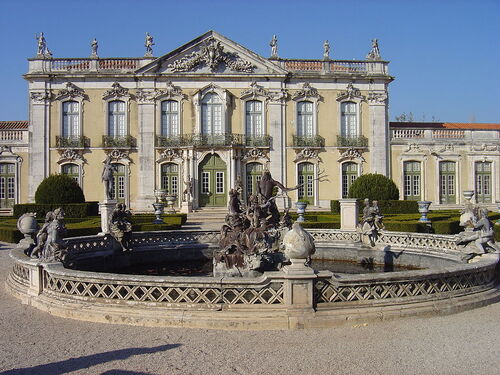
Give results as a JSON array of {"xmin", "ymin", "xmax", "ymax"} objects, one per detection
[{"xmin": 184, "ymin": 207, "xmax": 228, "ymax": 230}]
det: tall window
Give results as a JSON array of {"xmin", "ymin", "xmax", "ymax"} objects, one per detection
[
  {"xmin": 403, "ymin": 161, "xmax": 421, "ymax": 200},
  {"xmin": 439, "ymin": 161, "xmax": 456, "ymax": 204},
  {"xmin": 342, "ymin": 162, "xmax": 358, "ymax": 198},
  {"xmin": 475, "ymin": 161, "xmax": 492, "ymax": 203},
  {"xmin": 108, "ymin": 100, "xmax": 126, "ymax": 137},
  {"xmin": 61, "ymin": 163, "xmax": 79, "ymax": 184},
  {"xmin": 245, "ymin": 162, "xmax": 263, "ymax": 198},
  {"xmin": 161, "ymin": 163, "xmax": 179, "ymax": 199},
  {"xmin": 110, "ymin": 163, "xmax": 126, "ymax": 203},
  {"xmin": 62, "ymin": 101, "xmax": 80, "ymax": 138},
  {"xmin": 0, "ymin": 163, "xmax": 15, "ymax": 208},
  {"xmin": 297, "ymin": 101, "xmax": 314, "ymax": 137},
  {"xmin": 245, "ymin": 100, "xmax": 263, "ymax": 137},
  {"xmin": 161, "ymin": 100, "xmax": 179, "ymax": 137},
  {"xmin": 201, "ymin": 93, "xmax": 222, "ymax": 135},
  {"xmin": 298, "ymin": 163, "xmax": 314, "ymax": 204},
  {"xmin": 341, "ymin": 101, "xmax": 358, "ymax": 138}
]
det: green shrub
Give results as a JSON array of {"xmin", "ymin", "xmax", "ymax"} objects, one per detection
[
  {"xmin": 35, "ymin": 174, "xmax": 85, "ymax": 204},
  {"xmin": 348, "ymin": 174, "xmax": 399, "ymax": 201},
  {"xmin": 331, "ymin": 200, "xmax": 417, "ymax": 214},
  {"xmin": 299, "ymin": 221, "xmax": 340, "ymax": 229},
  {"xmin": 13, "ymin": 202, "xmax": 99, "ymax": 218},
  {"xmin": 130, "ymin": 213, "xmax": 187, "ymax": 225}
]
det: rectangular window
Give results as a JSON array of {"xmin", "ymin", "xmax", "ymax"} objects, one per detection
[
  {"xmin": 216, "ymin": 172, "xmax": 224, "ymax": 194},
  {"xmin": 298, "ymin": 175, "xmax": 305, "ymax": 198},
  {"xmin": 171, "ymin": 176, "xmax": 178, "ymax": 196},
  {"xmin": 161, "ymin": 100, "xmax": 179, "ymax": 136},
  {"xmin": 202, "ymin": 172, "xmax": 210, "ymax": 194},
  {"xmin": 0, "ymin": 178, "xmax": 5, "ymax": 199},
  {"xmin": 108, "ymin": 101, "xmax": 126, "ymax": 137},
  {"xmin": 246, "ymin": 175, "xmax": 253, "ymax": 195},
  {"xmin": 297, "ymin": 101, "xmax": 313, "ymax": 138},
  {"xmin": 118, "ymin": 176, "xmax": 125, "ymax": 199},
  {"xmin": 306, "ymin": 175, "xmax": 313, "ymax": 197},
  {"xmin": 7, "ymin": 177, "xmax": 14, "ymax": 199},
  {"xmin": 341, "ymin": 102, "xmax": 358, "ymax": 138},
  {"xmin": 62, "ymin": 101, "xmax": 80, "ymax": 138},
  {"xmin": 246, "ymin": 101, "xmax": 263, "ymax": 137}
]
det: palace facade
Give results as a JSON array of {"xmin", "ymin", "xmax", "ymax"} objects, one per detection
[{"xmin": 3, "ymin": 30, "xmax": 498, "ymax": 212}]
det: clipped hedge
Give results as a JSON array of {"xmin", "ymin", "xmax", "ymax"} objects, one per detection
[
  {"xmin": 14, "ymin": 202, "xmax": 99, "ymax": 219},
  {"xmin": 130, "ymin": 213, "xmax": 187, "ymax": 225},
  {"xmin": 35, "ymin": 174, "xmax": 85, "ymax": 204},
  {"xmin": 348, "ymin": 173, "xmax": 399, "ymax": 201},
  {"xmin": 331, "ymin": 200, "xmax": 418, "ymax": 214}
]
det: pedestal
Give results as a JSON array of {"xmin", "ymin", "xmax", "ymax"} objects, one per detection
[
  {"xmin": 339, "ymin": 199, "xmax": 359, "ymax": 231},
  {"xmin": 99, "ymin": 199, "xmax": 117, "ymax": 235},
  {"xmin": 181, "ymin": 201, "xmax": 193, "ymax": 213},
  {"xmin": 282, "ymin": 259, "xmax": 316, "ymax": 309}
]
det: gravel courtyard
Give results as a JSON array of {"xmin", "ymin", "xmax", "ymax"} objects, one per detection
[{"xmin": 1, "ymin": 241, "xmax": 499, "ymax": 375}]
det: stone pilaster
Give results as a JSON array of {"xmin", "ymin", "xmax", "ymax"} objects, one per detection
[
  {"xmin": 368, "ymin": 92, "xmax": 389, "ymax": 176},
  {"xmin": 339, "ymin": 198, "xmax": 359, "ymax": 230},
  {"xmin": 135, "ymin": 99, "xmax": 156, "ymax": 211},
  {"xmin": 268, "ymin": 94, "xmax": 286, "ymax": 208}
]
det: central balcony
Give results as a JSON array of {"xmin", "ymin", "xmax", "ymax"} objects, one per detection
[
  {"xmin": 102, "ymin": 135, "xmax": 136, "ymax": 148},
  {"xmin": 156, "ymin": 133, "xmax": 269, "ymax": 148},
  {"xmin": 292, "ymin": 135, "xmax": 325, "ymax": 148},
  {"xmin": 56, "ymin": 135, "xmax": 89, "ymax": 148},
  {"xmin": 336, "ymin": 135, "xmax": 368, "ymax": 148}
]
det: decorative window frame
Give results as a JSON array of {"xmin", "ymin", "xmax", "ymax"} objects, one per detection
[
  {"xmin": 295, "ymin": 161, "xmax": 318, "ymax": 206},
  {"xmin": 292, "ymin": 83, "xmax": 321, "ymax": 137},
  {"xmin": 154, "ymin": 82, "xmax": 185, "ymax": 137},
  {"xmin": 240, "ymin": 82, "xmax": 270, "ymax": 137},
  {"xmin": 59, "ymin": 162, "xmax": 83, "ymax": 186},
  {"xmin": 192, "ymin": 83, "xmax": 230, "ymax": 134},
  {"xmin": 468, "ymin": 155, "xmax": 497, "ymax": 203},
  {"xmin": 54, "ymin": 83, "xmax": 88, "ymax": 139},
  {"xmin": 434, "ymin": 155, "xmax": 461, "ymax": 205},
  {"xmin": 339, "ymin": 160, "xmax": 362, "ymax": 199},
  {"xmin": 0, "ymin": 146, "xmax": 23, "ymax": 206},
  {"xmin": 102, "ymin": 82, "xmax": 131, "ymax": 138},
  {"xmin": 399, "ymin": 155, "xmax": 428, "ymax": 201},
  {"xmin": 57, "ymin": 148, "xmax": 86, "ymax": 186},
  {"xmin": 336, "ymin": 83, "xmax": 365, "ymax": 138}
]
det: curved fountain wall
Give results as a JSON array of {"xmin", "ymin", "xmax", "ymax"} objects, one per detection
[{"xmin": 7, "ymin": 229, "xmax": 500, "ymax": 330}]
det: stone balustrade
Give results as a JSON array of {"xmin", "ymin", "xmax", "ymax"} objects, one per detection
[
  {"xmin": 0, "ymin": 130, "xmax": 28, "ymax": 144},
  {"xmin": 391, "ymin": 128, "xmax": 500, "ymax": 142}
]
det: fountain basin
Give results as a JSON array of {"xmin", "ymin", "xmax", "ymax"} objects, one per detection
[{"xmin": 7, "ymin": 229, "xmax": 500, "ymax": 330}]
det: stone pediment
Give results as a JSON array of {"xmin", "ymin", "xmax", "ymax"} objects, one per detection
[{"xmin": 136, "ymin": 30, "xmax": 288, "ymax": 76}]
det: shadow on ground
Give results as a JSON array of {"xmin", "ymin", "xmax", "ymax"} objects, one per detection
[{"xmin": 0, "ymin": 344, "xmax": 181, "ymax": 375}]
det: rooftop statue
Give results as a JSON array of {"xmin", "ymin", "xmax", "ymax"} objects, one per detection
[
  {"xmin": 35, "ymin": 32, "xmax": 50, "ymax": 57},
  {"xmin": 145, "ymin": 32, "xmax": 154, "ymax": 56},
  {"xmin": 366, "ymin": 38, "xmax": 381, "ymax": 60},
  {"xmin": 323, "ymin": 40, "xmax": 330, "ymax": 60},
  {"xmin": 270, "ymin": 35, "xmax": 278, "ymax": 58},
  {"xmin": 91, "ymin": 38, "xmax": 98, "ymax": 57}
]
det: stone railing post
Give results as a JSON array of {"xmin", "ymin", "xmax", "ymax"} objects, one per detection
[
  {"xmin": 339, "ymin": 199, "xmax": 358, "ymax": 230},
  {"xmin": 99, "ymin": 200, "xmax": 117, "ymax": 235},
  {"xmin": 283, "ymin": 259, "xmax": 316, "ymax": 312},
  {"xmin": 28, "ymin": 263, "xmax": 43, "ymax": 296}
]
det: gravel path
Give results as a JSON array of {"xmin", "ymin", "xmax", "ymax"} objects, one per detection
[{"xmin": 1, "ymin": 242, "xmax": 499, "ymax": 375}]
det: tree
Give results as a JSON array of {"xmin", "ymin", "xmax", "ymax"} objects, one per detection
[
  {"xmin": 348, "ymin": 174, "xmax": 399, "ymax": 201},
  {"xmin": 35, "ymin": 174, "xmax": 85, "ymax": 204}
]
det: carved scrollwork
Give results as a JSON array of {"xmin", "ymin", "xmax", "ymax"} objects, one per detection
[
  {"xmin": 292, "ymin": 82, "xmax": 321, "ymax": 100},
  {"xmin": 57, "ymin": 149, "xmax": 86, "ymax": 164},
  {"xmin": 30, "ymin": 91, "xmax": 52, "ymax": 104},
  {"xmin": 157, "ymin": 148, "xmax": 183, "ymax": 162},
  {"xmin": 102, "ymin": 82, "xmax": 130, "ymax": 100},
  {"xmin": 54, "ymin": 83, "xmax": 88, "ymax": 101},
  {"xmin": 404, "ymin": 143, "xmax": 422, "ymax": 153},
  {"xmin": 337, "ymin": 147, "xmax": 366, "ymax": 163},
  {"xmin": 240, "ymin": 81, "xmax": 270, "ymax": 100},
  {"xmin": 168, "ymin": 37, "xmax": 255, "ymax": 73},
  {"xmin": 367, "ymin": 92, "xmax": 387, "ymax": 104},
  {"xmin": 336, "ymin": 83, "xmax": 365, "ymax": 101},
  {"xmin": 294, "ymin": 148, "xmax": 321, "ymax": 163},
  {"xmin": 268, "ymin": 89, "xmax": 288, "ymax": 103},
  {"xmin": 241, "ymin": 148, "xmax": 269, "ymax": 162},
  {"xmin": 105, "ymin": 148, "xmax": 131, "ymax": 162},
  {"xmin": 135, "ymin": 89, "xmax": 159, "ymax": 104},
  {"xmin": 159, "ymin": 81, "xmax": 184, "ymax": 99},
  {"xmin": 470, "ymin": 144, "xmax": 500, "ymax": 152}
]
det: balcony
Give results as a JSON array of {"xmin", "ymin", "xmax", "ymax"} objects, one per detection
[
  {"xmin": 156, "ymin": 133, "xmax": 246, "ymax": 148},
  {"xmin": 245, "ymin": 135, "xmax": 271, "ymax": 147},
  {"xmin": 56, "ymin": 135, "xmax": 89, "ymax": 148},
  {"xmin": 102, "ymin": 135, "xmax": 136, "ymax": 148},
  {"xmin": 292, "ymin": 135, "xmax": 325, "ymax": 148},
  {"xmin": 336, "ymin": 135, "xmax": 368, "ymax": 148}
]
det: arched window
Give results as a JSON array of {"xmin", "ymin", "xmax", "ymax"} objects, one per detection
[
  {"xmin": 161, "ymin": 100, "xmax": 179, "ymax": 137},
  {"xmin": 0, "ymin": 163, "xmax": 15, "ymax": 208},
  {"xmin": 201, "ymin": 93, "xmax": 222, "ymax": 135},
  {"xmin": 245, "ymin": 162, "xmax": 263, "ymax": 198},
  {"xmin": 475, "ymin": 161, "xmax": 492, "ymax": 203},
  {"xmin": 61, "ymin": 163, "xmax": 80, "ymax": 185},
  {"xmin": 161, "ymin": 163, "xmax": 179, "ymax": 203},
  {"xmin": 439, "ymin": 161, "xmax": 456, "ymax": 204},
  {"xmin": 108, "ymin": 100, "xmax": 126, "ymax": 137},
  {"xmin": 297, "ymin": 101, "xmax": 314, "ymax": 137},
  {"xmin": 245, "ymin": 100, "xmax": 263, "ymax": 137},
  {"xmin": 62, "ymin": 101, "xmax": 80, "ymax": 138},
  {"xmin": 341, "ymin": 101, "xmax": 358, "ymax": 138},
  {"xmin": 298, "ymin": 162, "xmax": 314, "ymax": 204},
  {"xmin": 342, "ymin": 162, "xmax": 358, "ymax": 198},
  {"xmin": 403, "ymin": 161, "xmax": 421, "ymax": 200}
]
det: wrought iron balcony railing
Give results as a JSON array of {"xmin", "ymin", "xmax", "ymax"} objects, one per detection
[
  {"xmin": 292, "ymin": 135, "xmax": 325, "ymax": 148},
  {"xmin": 102, "ymin": 135, "xmax": 136, "ymax": 148},
  {"xmin": 245, "ymin": 135, "xmax": 271, "ymax": 147},
  {"xmin": 156, "ymin": 133, "xmax": 249, "ymax": 147},
  {"xmin": 336, "ymin": 135, "xmax": 368, "ymax": 148},
  {"xmin": 56, "ymin": 135, "xmax": 89, "ymax": 148}
]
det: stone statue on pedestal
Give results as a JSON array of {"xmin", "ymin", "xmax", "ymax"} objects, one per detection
[
  {"xmin": 359, "ymin": 199, "xmax": 385, "ymax": 246},
  {"xmin": 270, "ymin": 35, "xmax": 278, "ymax": 58},
  {"xmin": 323, "ymin": 40, "xmax": 330, "ymax": 60},
  {"xmin": 36, "ymin": 32, "xmax": 47, "ymax": 57},
  {"xmin": 110, "ymin": 203, "xmax": 133, "ymax": 252},
  {"xmin": 91, "ymin": 38, "xmax": 98, "ymax": 57},
  {"xmin": 102, "ymin": 156, "xmax": 116, "ymax": 200},
  {"xmin": 145, "ymin": 32, "xmax": 154, "ymax": 56},
  {"xmin": 366, "ymin": 39, "xmax": 381, "ymax": 60}
]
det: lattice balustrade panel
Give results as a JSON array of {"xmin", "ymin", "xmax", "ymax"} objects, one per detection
[
  {"xmin": 12, "ymin": 263, "xmax": 30, "ymax": 285},
  {"xmin": 42, "ymin": 271, "xmax": 284, "ymax": 305},
  {"xmin": 375, "ymin": 232, "xmax": 458, "ymax": 252},
  {"xmin": 129, "ymin": 231, "xmax": 220, "ymax": 247},
  {"xmin": 315, "ymin": 268, "xmax": 496, "ymax": 304},
  {"xmin": 308, "ymin": 230, "xmax": 361, "ymax": 243}
]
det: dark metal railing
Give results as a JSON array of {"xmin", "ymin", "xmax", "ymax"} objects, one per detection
[
  {"xmin": 245, "ymin": 135, "xmax": 271, "ymax": 147},
  {"xmin": 102, "ymin": 135, "xmax": 136, "ymax": 148},
  {"xmin": 336, "ymin": 135, "xmax": 368, "ymax": 147},
  {"xmin": 55, "ymin": 135, "xmax": 89, "ymax": 148},
  {"xmin": 156, "ymin": 133, "xmax": 269, "ymax": 147},
  {"xmin": 292, "ymin": 135, "xmax": 325, "ymax": 147}
]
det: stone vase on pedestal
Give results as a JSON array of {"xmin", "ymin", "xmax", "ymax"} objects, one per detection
[
  {"xmin": 295, "ymin": 201, "xmax": 307, "ymax": 222},
  {"xmin": 417, "ymin": 201, "xmax": 432, "ymax": 223}
]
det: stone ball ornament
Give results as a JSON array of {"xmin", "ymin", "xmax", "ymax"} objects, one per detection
[
  {"xmin": 282, "ymin": 222, "xmax": 316, "ymax": 260},
  {"xmin": 17, "ymin": 212, "xmax": 39, "ymax": 236}
]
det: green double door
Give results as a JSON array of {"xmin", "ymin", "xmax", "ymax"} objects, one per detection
[{"xmin": 199, "ymin": 154, "xmax": 227, "ymax": 207}]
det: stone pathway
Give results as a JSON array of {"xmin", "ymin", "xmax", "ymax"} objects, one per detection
[{"xmin": 1, "ymin": 242, "xmax": 499, "ymax": 375}]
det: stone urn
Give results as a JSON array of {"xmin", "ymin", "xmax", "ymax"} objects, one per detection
[
  {"xmin": 463, "ymin": 190, "xmax": 475, "ymax": 203},
  {"xmin": 154, "ymin": 188, "xmax": 167, "ymax": 203},
  {"xmin": 282, "ymin": 222, "xmax": 315, "ymax": 260},
  {"xmin": 417, "ymin": 201, "xmax": 432, "ymax": 223},
  {"xmin": 152, "ymin": 202, "xmax": 165, "ymax": 224},
  {"xmin": 16, "ymin": 212, "xmax": 39, "ymax": 252},
  {"xmin": 165, "ymin": 194, "xmax": 177, "ymax": 214},
  {"xmin": 295, "ymin": 201, "xmax": 308, "ymax": 222}
]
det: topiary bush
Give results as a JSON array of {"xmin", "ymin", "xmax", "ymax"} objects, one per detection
[
  {"xmin": 348, "ymin": 173, "xmax": 399, "ymax": 201},
  {"xmin": 35, "ymin": 174, "xmax": 85, "ymax": 204}
]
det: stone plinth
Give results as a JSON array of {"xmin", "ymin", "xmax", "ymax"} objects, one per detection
[
  {"xmin": 181, "ymin": 201, "xmax": 193, "ymax": 213},
  {"xmin": 282, "ymin": 259, "xmax": 316, "ymax": 309},
  {"xmin": 339, "ymin": 199, "xmax": 358, "ymax": 231},
  {"xmin": 99, "ymin": 200, "xmax": 117, "ymax": 235}
]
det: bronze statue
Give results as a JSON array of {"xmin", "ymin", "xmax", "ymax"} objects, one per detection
[{"xmin": 110, "ymin": 203, "xmax": 133, "ymax": 251}]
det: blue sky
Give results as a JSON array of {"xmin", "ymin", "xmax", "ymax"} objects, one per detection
[{"xmin": 1, "ymin": 0, "xmax": 499, "ymax": 122}]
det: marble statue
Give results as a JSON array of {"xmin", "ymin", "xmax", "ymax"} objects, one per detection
[
  {"xmin": 182, "ymin": 178, "xmax": 192, "ymax": 202},
  {"xmin": 323, "ymin": 40, "xmax": 330, "ymax": 59},
  {"xmin": 40, "ymin": 208, "xmax": 68, "ymax": 263},
  {"xmin": 91, "ymin": 38, "xmax": 98, "ymax": 57},
  {"xmin": 30, "ymin": 211, "xmax": 54, "ymax": 258},
  {"xmin": 110, "ymin": 203, "xmax": 133, "ymax": 252},
  {"xmin": 145, "ymin": 32, "xmax": 154, "ymax": 56},
  {"xmin": 36, "ymin": 32, "xmax": 46, "ymax": 56},
  {"xmin": 101, "ymin": 156, "xmax": 116, "ymax": 200},
  {"xmin": 270, "ymin": 35, "xmax": 278, "ymax": 58},
  {"xmin": 359, "ymin": 199, "xmax": 384, "ymax": 246},
  {"xmin": 366, "ymin": 38, "xmax": 381, "ymax": 60}
]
